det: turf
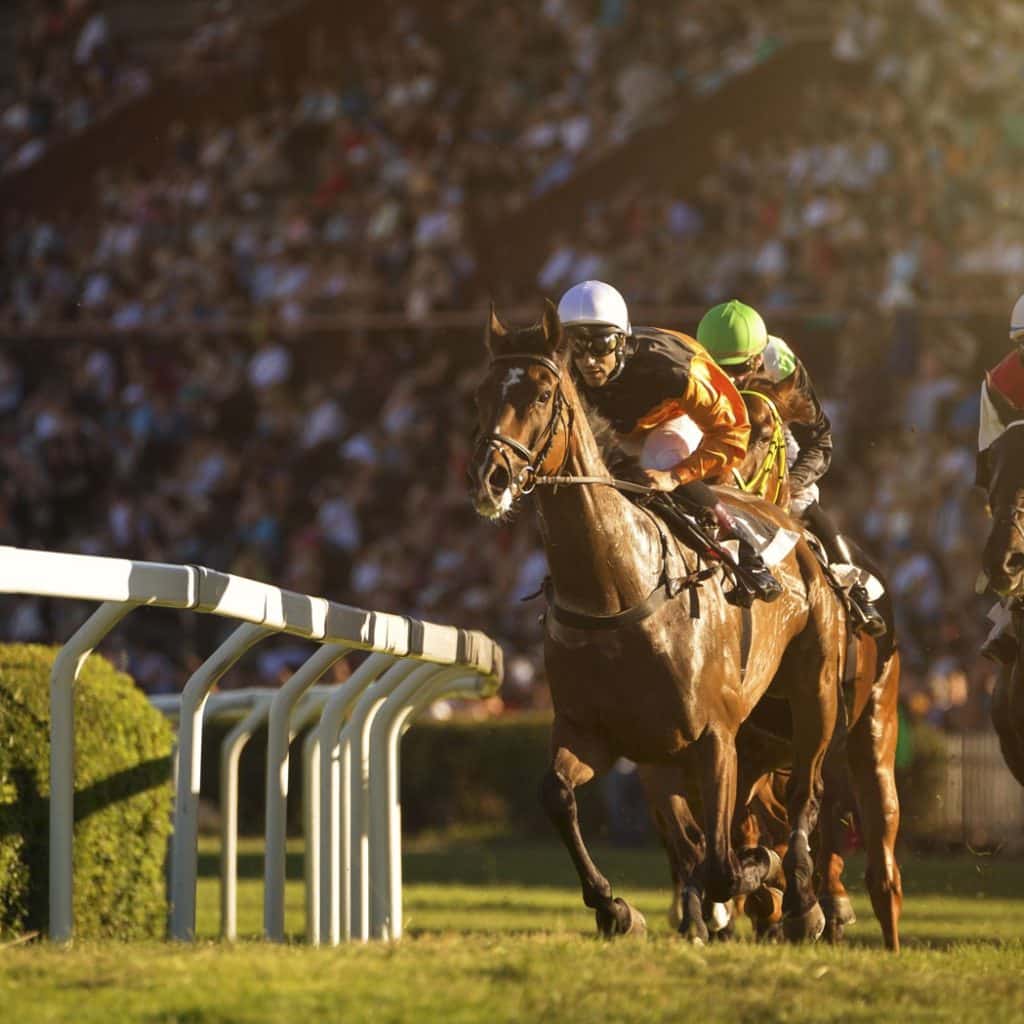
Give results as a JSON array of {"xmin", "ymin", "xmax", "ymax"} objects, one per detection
[{"xmin": 2, "ymin": 838, "xmax": 1023, "ymax": 1023}]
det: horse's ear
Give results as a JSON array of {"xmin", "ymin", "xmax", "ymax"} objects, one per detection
[
  {"xmin": 485, "ymin": 303, "xmax": 507, "ymax": 353},
  {"xmin": 540, "ymin": 298, "xmax": 562, "ymax": 352}
]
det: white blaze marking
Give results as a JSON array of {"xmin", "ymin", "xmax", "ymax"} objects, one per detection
[{"xmin": 501, "ymin": 368, "xmax": 525, "ymax": 400}]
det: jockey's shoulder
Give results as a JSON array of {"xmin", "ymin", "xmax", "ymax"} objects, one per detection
[
  {"xmin": 632, "ymin": 325, "xmax": 700, "ymax": 353},
  {"xmin": 988, "ymin": 350, "xmax": 1024, "ymax": 410}
]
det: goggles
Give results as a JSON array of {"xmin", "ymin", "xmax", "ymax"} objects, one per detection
[
  {"xmin": 721, "ymin": 354, "xmax": 762, "ymax": 377},
  {"xmin": 567, "ymin": 326, "xmax": 625, "ymax": 358}
]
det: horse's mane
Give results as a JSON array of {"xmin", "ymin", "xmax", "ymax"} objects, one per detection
[
  {"xmin": 742, "ymin": 370, "xmax": 814, "ymax": 425},
  {"xmin": 580, "ymin": 397, "xmax": 651, "ymax": 488}
]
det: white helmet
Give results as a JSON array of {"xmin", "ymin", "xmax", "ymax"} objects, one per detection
[
  {"xmin": 1011, "ymin": 292, "xmax": 1024, "ymax": 341},
  {"xmin": 557, "ymin": 281, "xmax": 630, "ymax": 333}
]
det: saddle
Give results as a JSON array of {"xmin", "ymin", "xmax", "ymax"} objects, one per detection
[{"xmin": 638, "ymin": 491, "xmax": 798, "ymax": 608}]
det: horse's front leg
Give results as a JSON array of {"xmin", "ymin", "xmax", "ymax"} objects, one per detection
[
  {"xmin": 540, "ymin": 724, "xmax": 646, "ymax": 939},
  {"xmin": 696, "ymin": 725, "xmax": 743, "ymax": 905},
  {"xmin": 637, "ymin": 760, "xmax": 710, "ymax": 944}
]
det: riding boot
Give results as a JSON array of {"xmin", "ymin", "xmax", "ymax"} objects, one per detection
[
  {"xmin": 981, "ymin": 618, "xmax": 1019, "ymax": 665},
  {"xmin": 712, "ymin": 502, "xmax": 783, "ymax": 605},
  {"xmin": 848, "ymin": 584, "xmax": 886, "ymax": 637}
]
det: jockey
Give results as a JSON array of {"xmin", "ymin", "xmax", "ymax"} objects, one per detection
[
  {"xmin": 557, "ymin": 280, "xmax": 783, "ymax": 604},
  {"xmin": 978, "ymin": 291, "xmax": 1024, "ymax": 664},
  {"xmin": 696, "ymin": 299, "xmax": 886, "ymax": 636}
]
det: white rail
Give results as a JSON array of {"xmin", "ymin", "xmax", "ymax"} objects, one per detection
[{"xmin": 0, "ymin": 545, "xmax": 502, "ymax": 944}]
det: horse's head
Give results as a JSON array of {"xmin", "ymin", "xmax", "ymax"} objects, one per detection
[
  {"xmin": 981, "ymin": 421, "xmax": 1024, "ymax": 596},
  {"xmin": 470, "ymin": 300, "xmax": 573, "ymax": 520}
]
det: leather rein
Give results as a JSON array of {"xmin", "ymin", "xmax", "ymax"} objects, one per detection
[{"xmin": 478, "ymin": 351, "xmax": 717, "ymax": 630}]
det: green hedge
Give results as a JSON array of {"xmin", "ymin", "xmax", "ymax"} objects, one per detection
[
  {"xmin": 0, "ymin": 645, "xmax": 173, "ymax": 939},
  {"xmin": 200, "ymin": 710, "xmax": 949, "ymax": 847}
]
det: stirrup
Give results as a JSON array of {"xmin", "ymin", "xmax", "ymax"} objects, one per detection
[
  {"xmin": 727, "ymin": 558, "xmax": 783, "ymax": 606},
  {"xmin": 849, "ymin": 585, "xmax": 886, "ymax": 637}
]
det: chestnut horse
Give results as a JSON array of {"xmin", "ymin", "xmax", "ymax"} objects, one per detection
[
  {"xmin": 471, "ymin": 303, "xmax": 841, "ymax": 940},
  {"xmin": 640, "ymin": 398, "xmax": 903, "ymax": 950},
  {"xmin": 979, "ymin": 413, "xmax": 1024, "ymax": 787}
]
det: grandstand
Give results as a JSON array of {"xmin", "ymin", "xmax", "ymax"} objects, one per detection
[{"xmin": 0, "ymin": 0, "xmax": 1020, "ymax": 735}]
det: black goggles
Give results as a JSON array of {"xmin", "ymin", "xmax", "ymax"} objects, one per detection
[
  {"xmin": 721, "ymin": 355, "xmax": 760, "ymax": 377},
  {"xmin": 567, "ymin": 326, "xmax": 625, "ymax": 357}
]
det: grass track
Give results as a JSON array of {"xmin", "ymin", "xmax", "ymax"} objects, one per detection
[{"xmin": 2, "ymin": 838, "xmax": 1023, "ymax": 1023}]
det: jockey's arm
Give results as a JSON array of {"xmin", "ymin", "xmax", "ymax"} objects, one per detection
[
  {"xmin": 640, "ymin": 356, "xmax": 750, "ymax": 486},
  {"xmin": 784, "ymin": 362, "xmax": 833, "ymax": 492}
]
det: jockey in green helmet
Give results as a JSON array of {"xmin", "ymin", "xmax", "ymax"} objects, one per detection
[{"xmin": 697, "ymin": 300, "xmax": 886, "ymax": 636}]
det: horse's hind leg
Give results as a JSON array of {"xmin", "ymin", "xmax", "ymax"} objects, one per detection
[
  {"xmin": 781, "ymin": 646, "xmax": 837, "ymax": 941},
  {"xmin": 846, "ymin": 652, "xmax": 902, "ymax": 952},
  {"xmin": 540, "ymin": 725, "xmax": 645, "ymax": 939},
  {"xmin": 816, "ymin": 760, "xmax": 857, "ymax": 944}
]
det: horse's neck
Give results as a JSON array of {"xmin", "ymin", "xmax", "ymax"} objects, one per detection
[{"xmin": 536, "ymin": 398, "xmax": 662, "ymax": 615}]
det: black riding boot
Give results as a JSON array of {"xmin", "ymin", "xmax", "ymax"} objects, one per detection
[
  {"xmin": 848, "ymin": 584, "xmax": 886, "ymax": 637},
  {"xmin": 801, "ymin": 502, "xmax": 886, "ymax": 636},
  {"xmin": 668, "ymin": 482, "xmax": 783, "ymax": 605},
  {"xmin": 714, "ymin": 503, "xmax": 783, "ymax": 606}
]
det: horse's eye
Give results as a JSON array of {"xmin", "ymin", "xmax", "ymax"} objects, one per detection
[{"xmin": 538, "ymin": 390, "xmax": 553, "ymax": 404}]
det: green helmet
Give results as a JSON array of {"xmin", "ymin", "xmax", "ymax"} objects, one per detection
[{"xmin": 696, "ymin": 300, "xmax": 768, "ymax": 365}]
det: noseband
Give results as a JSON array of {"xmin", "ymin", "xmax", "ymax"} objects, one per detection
[{"xmin": 477, "ymin": 353, "xmax": 574, "ymax": 497}]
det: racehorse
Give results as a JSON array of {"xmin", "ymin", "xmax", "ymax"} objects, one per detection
[
  {"xmin": 978, "ymin": 411, "xmax": 1024, "ymax": 788},
  {"xmin": 639, "ymin": 396, "xmax": 904, "ymax": 950},
  {"xmin": 470, "ymin": 302, "xmax": 842, "ymax": 940}
]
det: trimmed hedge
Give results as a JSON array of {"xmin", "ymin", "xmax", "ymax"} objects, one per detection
[
  {"xmin": 0, "ymin": 645, "xmax": 173, "ymax": 939},
  {"xmin": 200, "ymin": 710, "xmax": 949, "ymax": 846}
]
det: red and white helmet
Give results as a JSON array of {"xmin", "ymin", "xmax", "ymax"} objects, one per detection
[{"xmin": 557, "ymin": 281, "xmax": 630, "ymax": 333}]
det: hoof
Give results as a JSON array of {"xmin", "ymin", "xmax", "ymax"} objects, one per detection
[
  {"xmin": 782, "ymin": 901, "xmax": 825, "ymax": 943},
  {"xmin": 596, "ymin": 898, "xmax": 646, "ymax": 940},
  {"xmin": 707, "ymin": 901, "xmax": 733, "ymax": 934},
  {"xmin": 621, "ymin": 900, "xmax": 647, "ymax": 939},
  {"xmin": 745, "ymin": 886, "xmax": 783, "ymax": 927},
  {"xmin": 821, "ymin": 893, "xmax": 856, "ymax": 927},
  {"xmin": 757, "ymin": 921, "xmax": 783, "ymax": 944},
  {"xmin": 824, "ymin": 916, "xmax": 845, "ymax": 945}
]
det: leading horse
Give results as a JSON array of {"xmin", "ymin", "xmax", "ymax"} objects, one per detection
[{"xmin": 470, "ymin": 303, "xmax": 842, "ymax": 939}]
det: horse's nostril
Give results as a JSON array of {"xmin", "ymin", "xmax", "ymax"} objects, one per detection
[
  {"xmin": 1007, "ymin": 552, "xmax": 1024, "ymax": 574},
  {"xmin": 489, "ymin": 465, "xmax": 510, "ymax": 492}
]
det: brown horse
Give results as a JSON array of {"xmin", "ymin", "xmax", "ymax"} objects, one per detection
[
  {"xmin": 979, "ymin": 413, "xmax": 1024, "ymax": 787},
  {"xmin": 471, "ymin": 302, "xmax": 842, "ymax": 940},
  {"xmin": 640, "ymin": 392, "xmax": 904, "ymax": 950}
]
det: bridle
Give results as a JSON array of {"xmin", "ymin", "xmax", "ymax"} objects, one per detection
[
  {"xmin": 477, "ymin": 350, "xmax": 655, "ymax": 499},
  {"xmin": 476, "ymin": 352, "xmax": 575, "ymax": 500},
  {"xmin": 476, "ymin": 349, "xmax": 718, "ymax": 630},
  {"xmin": 992, "ymin": 503, "xmax": 1024, "ymax": 548}
]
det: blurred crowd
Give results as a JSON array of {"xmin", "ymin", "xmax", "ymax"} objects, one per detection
[
  {"xmin": 1, "ymin": 0, "xmax": 151, "ymax": 175},
  {"xmin": 0, "ymin": 1, "xmax": 1019, "ymax": 726},
  {"xmin": 0, "ymin": 0, "xmax": 800, "ymax": 330}
]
